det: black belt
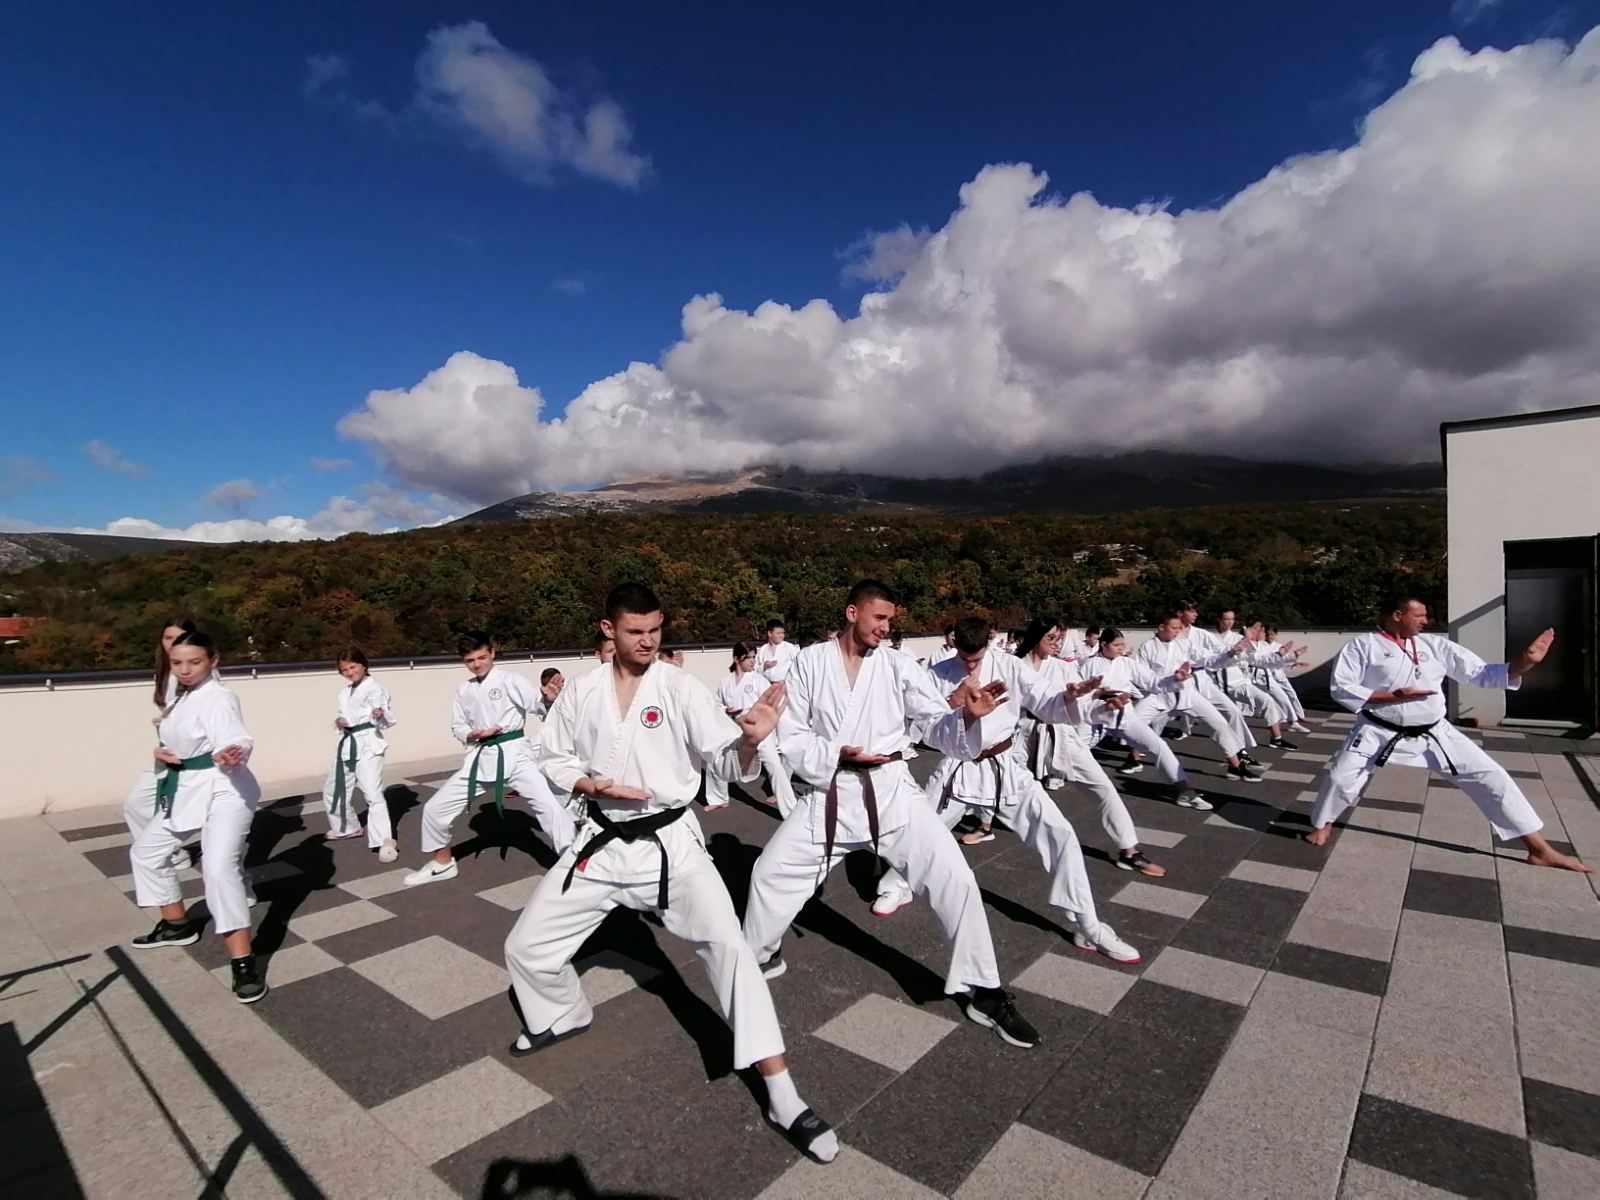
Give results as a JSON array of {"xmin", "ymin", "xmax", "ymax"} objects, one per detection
[
  {"xmin": 821, "ymin": 753, "xmax": 903, "ymax": 889},
  {"xmin": 938, "ymin": 737, "xmax": 1012, "ymax": 813},
  {"xmin": 563, "ymin": 804, "xmax": 687, "ymax": 909},
  {"xmin": 1360, "ymin": 710, "xmax": 1458, "ymax": 775}
]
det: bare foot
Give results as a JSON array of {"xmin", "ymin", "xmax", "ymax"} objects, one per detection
[
  {"xmin": 1527, "ymin": 846, "xmax": 1594, "ymax": 873},
  {"xmin": 1303, "ymin": 825, "xmax": 1332, "ymax": 847}
]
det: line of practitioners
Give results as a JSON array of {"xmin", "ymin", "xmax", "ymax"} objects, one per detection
[{"xmin": 120, "ymin": 585, "xmax": 1587, "ymax": 1163}]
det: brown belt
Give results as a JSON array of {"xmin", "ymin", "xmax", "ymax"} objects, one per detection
[
  {"xmin": 821, "ymin": 752, "xmax": 904, "ymax": 887},
  {"xmin": 940, "ymin": 738, "xmax": 1013, "ymax": 812}
]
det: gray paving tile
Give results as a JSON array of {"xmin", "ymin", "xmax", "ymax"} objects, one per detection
[
  {"xmin": 1347, "ymin": 1093, "xmax": 1533, "ymax": 1199},
  {"xmin": 1107, "ymin": 880, "xmax": 1209, "ymax": 919},
  {"xmin": 474, "ymin": 874, "xmax": 543, "ymax": 912},
  {"xmin": 1273, "ymin": 771, "xmax": 1318, "ymax": 784},
  {"xmin": 350, "ymin": 934, "xmax": 511, "ymax": 1021},
  {"xmin": 1012, "ymin": 950, "xmax": 1138, "ymax": 1015},
  {"xmin": 1142, "ymin": 946, "xmax": 1264, "ymax": 1007},
  {"xmin": 1288, "ymin": 912, "xmax": 1398, "ymax": 963},
  {"xmin": 1339, "ymin": 1160, "xmax": 1470, "ymax": 1198},
  {"xmin": 1133, "ymin": 826, "xmax": 1187, "ymax": 849},
  {"xmin": 334, "ymin": 867, "xmax": 415, "ymax": 901},
  {"xmin": 288, "ymin": 898, "xmax": 395, "ymax": 942},
  {"xmin": 210, "ymin": 940, "xmax": 341, "ymax": 990},
  {"xmin": 1532, "ymin": 1141, "xmax": 1600, "ymax": 1199},
  {"xmin": 759, "ymin": 1144, "xmax": 943, "ymax": 1199},
  {"xmin": 372, "ymin": 1055, "xmax": 552, "ymax": 1165},
  {"xmin": 812, "ymin": 993, "xmax": 958, "ymax": 1073},
  {"xmin": 956, "ymin": 1123, "xmax": 1150, "ymax": 1198},
  {"xmin": 1229, "ymin": 859, "xmax": 1318, "ymax": 892},
  {"xmin": 1508, "ymin": 952, "xmax": 1600, "ymax": 1095}
]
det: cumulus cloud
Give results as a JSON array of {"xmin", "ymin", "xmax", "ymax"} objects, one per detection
[
  {"xmin": 336, "ymin": 29, "xmax": 1600, "ymax": 502},
  {"xmin": 1452, "ymin": 0, "xmax": 1504, "ymax": 26},
  {"xmin": 82, "ymin": 440, "xmax": 148, "ymax": 477},
  {"xmin": 204, "ymin": 478, "xmax": 261, "ymax": 512},
  {"xmin": 66, "ymin": 486, "xmax": 457, "ymax": 544},
  {"xmin": 840, "ymin": 224, "xmax": 933, "ymax": 283}
]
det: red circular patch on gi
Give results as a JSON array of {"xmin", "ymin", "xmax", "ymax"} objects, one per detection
[{"xmin": 640, "ymin": 706, "xmax": 664, "ymax": 729}]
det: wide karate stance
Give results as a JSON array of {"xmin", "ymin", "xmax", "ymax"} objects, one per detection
[
  {"xmin": 404, "ymin": 632, "xmax": 576, "ymax": 888},
  {"xmin": 1081, "ymin": 629, "xmax": 1208, "ymax": 808},
  {"xmin": 710, "ymin": 641, "xmax": 799, "ymax": 815},
  {"xmin": 319, "ymin": 647, "xmax": 398, "ymax": 861},
  {"xmin": 742, "ymin": 580, "xmax": 1045, "ymax": 1049},
  {"xmin": 1174, "ymin": 602, "xmax": 1262, "ymax": 760},
  {"xmin": 1305, "ymin": 597, "xmax": 1590, "ymax": 873},
  {"xmin": 127, "ymin": 631, "xmax": 268, "ymax": 1003},
  {"xmin": 876, "ymin": 617, "xmax": 1150, "ymax": 948},
  {"xmin": 1134, "ymin": 614, "xmax": 1265, "ymax": 786},
  {"xmin": 504, "ymin": 584, "xmax": 838, "ymax": 1163}
]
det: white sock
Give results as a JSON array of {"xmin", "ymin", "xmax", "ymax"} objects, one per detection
[
  {"xmin": 765, "ymin": 1069, "xmax": 838, "ymax": 1162},
  {"xmin": 514, "ymin": 1032, "xmax": 532, "ymax": 1051}
]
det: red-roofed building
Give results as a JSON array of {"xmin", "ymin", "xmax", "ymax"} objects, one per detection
[{"xmin": 0, "ymin": 617, "xmax": 40, "ymax": 641}]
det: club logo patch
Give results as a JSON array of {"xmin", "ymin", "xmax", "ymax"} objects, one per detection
[
  {"xmin": 640, "ymin": 706, "xmax": 664, "ymax": 729},
  {"xmin": 489, "ymin": 688, "xmax": 502, "ymax": 700}
]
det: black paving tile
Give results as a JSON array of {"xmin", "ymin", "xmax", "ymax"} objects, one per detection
[
  {"xmin": 1270, "ymin": 943, "xmax": 1389, "ymax": 997},
  {"xmin": 1523, "ymin": 1077, "xmax": 1600, "ymax": 1161},
  {"xmin": 1347, "ymin": 1093, "xmax": 1534, "ymax": 1200},
  {"xmin": 1503, "ymin": 925, "xmax": 1600, "ymax": 970},
  {"xmin": 1361, "ymin": 796, "xmax": 1426, "ymax": 813},
  {"xmin": 1402, "ymin": 868, "xmax": 1501, "ymax": 924},
  {"xmin": 1244, "ymin": 827, "xmax": 1334, "ymax": 871},
  {"xmin": 1107, "ymin": 979, "xmax": 1246, "ymax": 1046},
  {"xmin": 1172, "ymin": 878, "xmax": 1307, "ymax": 969},
  {"xmin": 57, "ymin": 821, "xmax": 129, "ymax": 842}
]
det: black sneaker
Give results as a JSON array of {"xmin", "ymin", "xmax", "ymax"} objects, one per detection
[
  {"xmin": 1269, "ymin": 738, "xmax": 1298, "ymax": 750},
  {"xmin": 230, "ymin": 955, "xmax": 268, "ymax": 1004},
  {"xmin": 1228, "ymin": 763, "xmax": 1265, "ymax": 783},
  {"xmin": 1117, "ymin": 757, "xmax": 1145, "ymax": 776},
  {"xmin": 760, "ymin": 950, "xmax": 787, "ymax": 980},
  {"xmin": 1116, "ymin": 848, "xmax": 1163, "ymax": 876},
  {"xmin": 966, "ymin": 987, "xmax": 1040, "ymax": 1048},
  {"xmin": 130, "ymin": 918, "xmax": 200, "ymax": 950},
  {"xmin": 1239, "ymin": 752, "xmax": 1261, "ymax": 766}
]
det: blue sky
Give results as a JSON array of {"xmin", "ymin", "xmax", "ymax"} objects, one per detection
[{"xmin": 3, "ymin": 0, "xmax": 1598, "ymax": 540}]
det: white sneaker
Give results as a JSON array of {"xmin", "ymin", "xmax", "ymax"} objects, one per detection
[
  {"xmin": 1045, "ymin": 777, "xmax": 1066, "ymax": 790},
  {"xmin": 403, "ymin": 859, "xmax": 458, "ymax": 887},
  {"xmin": 903, "ymin": 745, "xmax": 920, "ymax": 760},
  {"xmin": 378, "ymin": 840, "xmax": 398, "ymax": 864},
  {"xmin": 704, "ymin": 799, "xmax": 730, "ymax": 811},
  {"xmin": 1072, "ymin": 922, "xmax": 1141, "ymax": 964},
  {"xmin": 871, "ymin": 884, "xmax": 913, "ymax": 917},
  {"xmin": 326, "ymin": 827, "xmax": 365, "ymax": 841},
  {"xmin": 1291, "ymin": 722, "xmax": 1312, "ymax": 735},
  {"xmin": 247, "ymin": 891, "xmax": 259, "ymax": 908}
]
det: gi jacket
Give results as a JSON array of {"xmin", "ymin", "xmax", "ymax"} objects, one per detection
[
  {"xmin": 336, "ymin": 676, "xmax": 395, "ymax": 756},
  {"xmin": 779, "ymin": 642, "xmax": 976, "ymax": 842},
  {"xmin": 1331, "ymin": 632, "xmax": 1516, "ymax": 727},
  {"xmin": 157, "ymin": 679, "xmax": 259, "ymax": 828},
  {"xmin": 450, "ymin": 667, "xmax": 538, "ymax": 752}
]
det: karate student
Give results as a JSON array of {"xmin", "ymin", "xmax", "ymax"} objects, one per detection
[
  {"xmin": 1305, "ymin": 597, "xmax": 1589, "ymax": 873},
  {"xmin": 534, "ymin": 668, "xmax": 565, "ymax": 719},
  {"xmin": 594, "ymin": 632, "xmax": 616, "ymax": 665},
  {"xmin": 756, "ymin": 619, "xmax": 800, "ymax": 682},
  {"xmin": 928, "ymin": 625, "xmax": 959, "ymax": 667},
  {"xmin": 709, "ymin": 643, "xmax": 799, "ymax": 815},
  {"xmin": 1012, "ymin": 619, "xmax": 1167, "ymax": 876},
  {"xmin": 1085, "ymin": 630, "xmax": 1210, "ymax": 808},
  {"xmin": 1134, "ymin": 614, "xmax": 1266, "ymax": 785},
  {"xmin": 403, "ymin": 632, "xmax": 576, "ymax": 888},
  {"xmin": 320, "ymin": 648, "xmax": 398, "ymax": 862},
  {"xmin": 505, "ymin": 584, "xmax": 839, "ymax": 1163},
  {"xmin": 742, "ymin": 580, "xmax": 1046, "ymax": 1050},
  {"xmin": 1211, "ymin": 610, "xmax": 1294, "ymax": 748},
  {"xmin": 1176, "ymin": 602, "xmax": 1261, "ymax": 760},
  {"xmin": 124, "ymin": 617, "xmax": 199, "ymax": 861},
  {"xmin": 1253, "ymin": 624, "xmax": 1312, "ymax": 734},
  {"xmin": 127, "ymin": 631, "xmax": 267, "ymax": 1003},
  {"xmin": 873, "ymin": 616, "xmax": 1153, "ymax": 940}
]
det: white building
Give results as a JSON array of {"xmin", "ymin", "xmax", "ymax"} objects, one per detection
[{"xmin": 1443, "ymin": 404, "xmax": 1599, "ymax": 729}]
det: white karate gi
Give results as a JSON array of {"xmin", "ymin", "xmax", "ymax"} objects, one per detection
[
  {"xmin": 1214, "ymin": 631, "xmax": 1285, "ymax": 726},
  {"xmin": 1181, "ymin": 627, "xmax": 1259, "ymax": 748},
  {"xmin": 421, "ymin": 667, "xmax": 575, "ymax": 856},
  {"xmin": 756, "ymin": 639, "xmax": 800, "ymax": 683},
  {"xmin": 1014, "ymin": 656, "xmax": 1141, "ymax": 852},
  {"xmin": 1310, "ymin": 633, "xmax": 1542, "ymax": 839},
  {"xmin": 319, "ymin": 676, "xmax": 396, "ymax": 847},
  {"xmin": 1252, "ymin": 641, "xmax": 1307, "ymax": 723},
  {"xmin": 507, "ymin": 662, "xmax": 783, "ymax": 1069},
  {"xmin": 1133, "ymin": 635, "xmax": 1246, "ymax": 758},
  {"xmin": 124, "ymin": 672, "xmax": 216, "ymax": 856},
  {"xmin": 742, "ymin": 642, "xmax": 1006, "ymax": 995},
  {"xmin": 708, "ymin": 670, "xmax": 798, "ymax": 814},
  {"xmin": 129, "ymin": 680, "xmax": 259, "ymax": 934},
  {"xmin": 1083, "ymin": 653, "xmax": 1191, "ymax": 787}
]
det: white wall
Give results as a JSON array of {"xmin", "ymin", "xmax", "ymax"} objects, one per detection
[
  {"xmin": 0, "ymin": 630, "xmax": 1390, "ymax": 819},
  {"xmin": 1446, "ymin": 413, "xmax": 1600, "ymax": 726}
]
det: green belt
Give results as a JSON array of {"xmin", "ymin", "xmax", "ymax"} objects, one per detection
[
  {"xmin": 155, "ymin": 753, "xmax": 216, "ymax": 818},
  {"xmin": 468, "ymin": 729, "xmax": 524, "ymax": 818},
  {"xmin": 331, "ymin": 722, "xmax": 376, "ymax": 827}
]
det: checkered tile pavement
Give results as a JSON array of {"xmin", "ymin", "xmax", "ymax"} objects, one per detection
[{"xmin": 53, "ymin": 712, "xmax": 1600, "ymax": 1198}]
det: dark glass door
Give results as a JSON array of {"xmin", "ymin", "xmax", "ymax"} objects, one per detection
[{"xmin": 1504, "ymin": 538, "xmax": 1595, "ymax": 723}]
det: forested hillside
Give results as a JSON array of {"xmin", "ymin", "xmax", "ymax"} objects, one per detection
[{"xmin": 0, "ymin": 498, "xmax": 1443, "ymax": 673}]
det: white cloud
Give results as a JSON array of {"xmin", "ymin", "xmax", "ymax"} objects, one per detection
[
  {"xmin": 302, "ymin": 53, "xmax": 350, "ymax": 97},
  {"xmin": 337, "ymin": 28, "xmax": 1600, "ymax": 501},
  {"xmin": 204, "ymin": 478, "xmax": 261, "ymax": 512},
  {"xmin": 840, "ymin": 224, "xmax": 933, "ymax": 283},
  {"xmin": 309, "ymin": 456, "xmax": 354, "ymax": 471},
  {"xmin": 82, "ymin": 440, "xmax": 147, "ymax": 477},
  {"xmin": 1452, "ymin": 0, "xmax": 1504, "ymax": 26},
  {"xmin": 412, "ymin": 21, "xmax": 648, "ymax": 187},
  {"xmin": 60, "ymin": 486, "xmax": 456, "ymax": 544}
]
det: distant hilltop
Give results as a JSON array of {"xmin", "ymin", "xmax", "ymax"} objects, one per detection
[
  {"xmin": 0, "ymin": 531, "xmax": 208, "ymax": 574},
  {"xmin": 454, "ymin": 453, "xmax": 1444, "ymax": 524}
]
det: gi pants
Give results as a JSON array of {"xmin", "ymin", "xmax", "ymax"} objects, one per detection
[
  {"xmin": 125, "ymin": 769, "xmax": 187, "ymax": 867},
  {"xmin": 1020, "ymin": 720, "xmax": 1139, "ymax": 850},
  {"xmin": 1260, "ymin": 673, "xmax": 1306, "ymax": 723},
  {"xmin": 320, "ymin": 748, "xmax": 392, "ymax": 848},
  {"xmin": 1311, "ymin": 718, "xmax": 1542, "ymax": 840},
  {"xmin": 1221, "ymin": 674, "xmax": 1284, "ymax": 726},
  {"xmin": 505, "ymin": 817, "xmax": 784, "ymax": 1070},
  {"xmin": 1197, "ymin": 674, "xmax": 1258, "ymax": 749},
  {"xmin": 130, "ymin": 771, "xmax": 257, "ymax": 935},
  {"xmin": 746, "ymin": 789, "xmax": 1003, "ymax": 995},
  {"xmin": 1095, "ymin": 713, "xmax": 1189, "ymax": 786},
  {"xmin": 422, "ymin": 745, "xmax": 575, "ymax": 855},
  {"xmin": 705, "ymin": 739, "xmax": 798, "ymax": 816},
  {"xmin": 1135, "ymin": 691, "xmax": 1244, "ymax": 759}
]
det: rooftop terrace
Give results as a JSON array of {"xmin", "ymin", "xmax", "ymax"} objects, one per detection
[{"xmin": 4, "ymin": 711, "xmax": 1598, "ymax": 1198}]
